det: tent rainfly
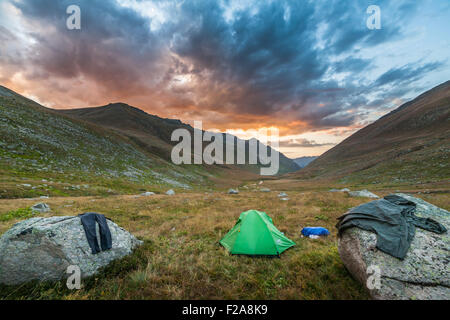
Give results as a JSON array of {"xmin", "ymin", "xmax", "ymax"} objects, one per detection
[{"xmin": 220, "ymin": 210, "xmax": 295, "ymax": 256}]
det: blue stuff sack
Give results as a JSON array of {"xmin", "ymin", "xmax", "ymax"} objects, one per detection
[{"xmin": 301, "ymin": 227, "xmax": 330, "ymax": 237}]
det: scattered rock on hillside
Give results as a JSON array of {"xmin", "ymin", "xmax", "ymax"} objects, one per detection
[
  {"xmin": 260, "ymin": 188, "xmax": 271, "ymax": 192},
  {"xmin": 0, "ymin": 216, "xmax": 142, "ymax": 285},
  {"xmin": 166, "ymin": 189, "xmax": 175, "ymax": 196},
  {"xmin": 330, "ymin": 188, "xmax": 350, "ymax": 192},
  {"xmin": 338, "ymin": 193, "xmax": 450, "ymax": 300},
  {"xmin": 228, "ymin": 189, "xmax": 239, "ymax": 194},
  {"xmin": 31, "ymin": 203, "xmax": 50, "ymax": 213},
  {"xmin": 280, "ymin": 197, "xmax": 290, "ymax": 201},
  {"xmin": 347, "ymin": 189, "xmax": 379, "ymax": 198},
  {"xmin": 278, "ymin": 192, "xmax": 288, "ymax": 197},
  {"xmin": 141, "ymin": 192, "xmax": 155, "ymax": 196}
]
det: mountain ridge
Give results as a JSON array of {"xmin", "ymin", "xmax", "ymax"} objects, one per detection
[
  {"xmin": 288, "ymin": 80, "xmax": 450, "ymax": 183},
  {"xmin": 59, "ymin": 103, "xmax": 300, "ymax": 174},
  {"xmin": 0, "ymin": 85, "xmax": 300, "ymax": 198}
]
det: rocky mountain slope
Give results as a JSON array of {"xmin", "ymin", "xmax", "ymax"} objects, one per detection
[
  {"xmin": 60, "ymin": 103, "xmax": 190, "ymax": 161},
  {"xmin": 59, "ymin": 103, "xmax": 300, "ymax": 174},
  {"xmin": 0, "ymin": 86, "xmax": 220, "ymax": 197},
  {"xmin": 290, "ymin": 81, "xmax": 450, "ymax": 184},
  {"xmin": 0, "ymin": 86, "xmax": 298, "ymax": 198}
]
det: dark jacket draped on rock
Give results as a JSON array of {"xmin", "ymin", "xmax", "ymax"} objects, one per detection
[{"xmin": 336, "ymin": 195, "xmax": 447, "ymax": 259}]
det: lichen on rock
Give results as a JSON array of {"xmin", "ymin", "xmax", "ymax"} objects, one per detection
[
  {"xmin": 338, "ymin": 193, "xmax": 449, "ymax": 300},
  {"xmin": 0, "ymin": 216, "xmax": 142, "ymax": 285}
]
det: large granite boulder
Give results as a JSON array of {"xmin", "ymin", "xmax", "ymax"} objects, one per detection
[
  {"xmin": 0, "ymin": 216, "xmax": 142, "ymax": 285},
  {"xmin": 338, "ymin": 193, "xmax": 449, "ymax": 300}
]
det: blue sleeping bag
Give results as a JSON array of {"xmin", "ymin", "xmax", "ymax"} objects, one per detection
[{"xmin": 301, "ymin": 227, "xmax": 330, "ymax": 237}]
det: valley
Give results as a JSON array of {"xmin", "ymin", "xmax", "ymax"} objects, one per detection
[{"xmin": 0, "ymin": 82, "xmax": 449, "ymax": 300}]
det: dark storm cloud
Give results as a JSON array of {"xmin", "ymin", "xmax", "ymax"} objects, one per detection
[
  {"xmin": 374, "ymin": 62, "xmax": 444, "ymax": 87},
  {"xmin": 11, "ymin": 0, "xmax": 164, "ymax": 93},
  {"xmin": 333, "ymin": 57, "xmax": 373, "ymax": 73},
  {"xmin": 167, "ymin": 0, "xmax": 325, "ymax": 116},
  {"xmin": 162, "ymin": 0, "xmax": 437, "ymax": 128},
  {"xmin": 2, "ymin": 0, "xmax": 446, "ymax": 131},
  {"xmin": 13, "ymin": 0, "xmax": 154, "ymax": 42},
  {"xmin": 319, "ymin": 0, "xmax": 416, "ymax": 54}
]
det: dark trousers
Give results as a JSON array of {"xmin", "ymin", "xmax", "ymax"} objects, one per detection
[{"xmin": 79, "ymin": 212, "xmax": 112, "ymax": 254}]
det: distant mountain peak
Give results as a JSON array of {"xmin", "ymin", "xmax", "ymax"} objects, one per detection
[
  {"xmin": 57, "ymin": 100, "xmax": 300, "ymax": 174},
  {"xmin": 293, "ymin": 156, "xmax": 318, "ymax": 169},
  {"xmin": 104, "ymin": 102, "xmax": 141, "ymax": 111},
  {"xmin": 106, "ymin": 102, "xmax": 133, "ymax": 107}
]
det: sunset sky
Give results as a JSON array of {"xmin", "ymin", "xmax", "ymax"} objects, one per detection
[{"xmin": 1, "ymin": 0, "xmax": 449, "ymax": 158}]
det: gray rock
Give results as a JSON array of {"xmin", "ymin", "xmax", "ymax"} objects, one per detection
[
  {"xmin": 260, "ymin": 188, "xmax": 271, "ymax": 192},
  {"xmin": 338, "ymin": 193, "xmax": 450, "ymax": 300},
  {"xmin": 31, "ymin": 203, "xmax": 50, "ymax": 213},
  {"xmin": 330, "ymin": 188, "xmax": 351, "ymax": 192},
  {"xmin": 228, "ymin": 189, "xmax": 239, "ymax": 194},
  {"xmin": 278, "ymin": 192, "xmax": 288, "ymax": 197},
  {"xmin": 141, "ymin": 192, "xmax": 155, "ymax": 196},
  {"xmin": 347, "ymin": 189, "xmax": 379, "ymax": 198},
  {"xmin": 0, "ymin": 216, "xmax": 142, "ymax": 285},
  {"xmin": 280, "ymin": 197, "xmax": 290, "ymax": 201},
  {"xmin": 166, "ymin": 189, "xmax": 175, "ymax": 196}
]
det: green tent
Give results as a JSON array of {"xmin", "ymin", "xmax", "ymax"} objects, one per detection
[{"xmin": 220, "ymin": 210, "xmax": 295, "ymax": 256}]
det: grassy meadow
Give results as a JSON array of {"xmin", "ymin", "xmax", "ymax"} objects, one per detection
[{"xmin": 0, "ymin": 180, "xmax": 448, "ymax": 300}]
